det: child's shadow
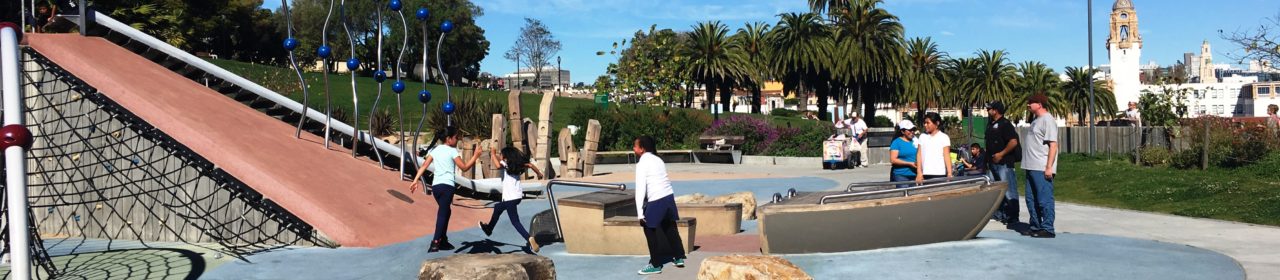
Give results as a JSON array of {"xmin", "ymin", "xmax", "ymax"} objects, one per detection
[{"xmin": 455, "ymin": 239, "xmax": 534, "ymax": 255}]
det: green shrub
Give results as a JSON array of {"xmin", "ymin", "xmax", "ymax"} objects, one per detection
[
  {"xmin": 764, "ymin": 124, "xmax": 834, "ymax": 157},
  {"xmin": 872, "ymin": 116, "xmax": 893, "ymax": 127},
  {"xmin": 568, "ymin": 106, "xmax": 710, "ymax": 152},
  {"xmin": 770, "ymin": 108, "xmax": 800, "ymax": 118},
  {"xmin": 1137, "ymin": 147, "xmax": 1172, "ymax": 167},
  {"xmin": 426, "ymin": 90, "xmax": 504, "ymax": 138},
  {"xmin": 1169, "ymin": 116, "xmax": 1277, "ymax": 169}
]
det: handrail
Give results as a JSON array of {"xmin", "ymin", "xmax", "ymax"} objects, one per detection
[
  {"xmin": 81, "ymin": 12, "xmax": 420, "ymax": 164},
  {"xmin": 545, "ymin": 180, "xmax": 626, "ymax": 240},
  {"xmin": 846, "ymin": 175, "xmax": 986, "ymax": 192},
  {"xmin": 821, "ymin": 176, "xmax": 990, "ymax": 205},
  {"xmin": 3, "ymin": 24, "xmax": 32, "ymax": 280}
]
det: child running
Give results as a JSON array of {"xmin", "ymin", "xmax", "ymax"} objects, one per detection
[
  {"xmin": 410, "ymin": 126, "xmax": 481, "ymax": 252},
  {"xmin": 478, "ymin": 147, "xmax": 544, "ymax": 253}
]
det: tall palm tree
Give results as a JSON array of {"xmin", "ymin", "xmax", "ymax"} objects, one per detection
[
  {"xmin": 830, "ymin": 0, "xmax": 906, "ymax": 120},
  {"xmin": 1062, "ymin": 67, "xmax": 1117, "ymax": 125},
  {"xmin": 1012, "ymin": 61, "xmax": 1062, "ymax": 120},
  {"xmin": 942, "ymin": 57, "xmax": 980, "ymax": 114},
  {"xmin": 971, "ymin": 50, "xmax": 1017, "ymax": 117},
  {"xmin": 769, "ymin": 13, "xmax": 834, "ymax": 120},
  {"xmin": 734, "ymin": 22, "xmax": 772, "ymax": 114},
  {"xmin": 902, "ymin": 37, "xmax": 946, "ymax": 119},
  {"xmin": 686, "ymin": 21, "xmax": 743, "ymax": 119}
]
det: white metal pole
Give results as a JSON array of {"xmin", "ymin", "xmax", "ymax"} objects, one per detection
[{"xmin": 2, "ymin": 24, "xmax": 32, "ymax": 280}]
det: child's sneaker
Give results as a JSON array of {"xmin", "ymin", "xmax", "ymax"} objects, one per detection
[
  {"xmin": 674, "ymin": 257, "xmax": 686, "ymax": 268},
  {"xmin": 528, "ymin": 236, "xmax": 540, "ymax": 253},
  {"xmin": 479, "ymin": 221, "xmax": 492, "ymax": 236},
  {"xmin": 637, "ymin": 264, "xmax": 662, "ymax": 275}
]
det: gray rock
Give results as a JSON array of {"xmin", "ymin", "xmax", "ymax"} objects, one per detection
[{"xmin": 418, "ymin": 253, "xmax": 556, "ymax": 280}]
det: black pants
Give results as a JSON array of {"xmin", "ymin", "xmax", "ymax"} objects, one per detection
[
  {"xmin": 486, "ymin": 199, "xmax": 530, "ymax": 239},
  {"xmin": 430, "ymin": 184, "xmax": 455, "ymax": 245},
  {"xmin": 642, "ymin": 195, "xmax": 685, "ymax": 267}
]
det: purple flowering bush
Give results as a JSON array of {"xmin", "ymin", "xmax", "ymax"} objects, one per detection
[{"xmin": 703, "ymin": 115, "xmax": 833, "ymax": 157}]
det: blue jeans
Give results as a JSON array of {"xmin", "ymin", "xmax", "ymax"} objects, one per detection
[
  {"xmin": 430, "ymin": 184, "xmax": 456, "ymax": 245},
  {"xmin": 891, "ymin": 174, "xmax": 915, "ymax": 189},
  {"xmin": 1024, "ymin": 170, "xmax": 1055, "ymax": 233},
  {"xmin": 990, "ymin": 164, "xmax": 1020, "ymax": 223},
  {"xmin": 486, "ymin": 199, "xmax": 530, "ymax": 239}
]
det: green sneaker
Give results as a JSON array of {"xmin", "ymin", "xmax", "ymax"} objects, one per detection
[
  {"xmin": 638, "ymin": 264, "xmax": 662, "ymax": 275},
  {"xmin": 674, "ymin": 258, "xmax": 686, "ymax": 268}
]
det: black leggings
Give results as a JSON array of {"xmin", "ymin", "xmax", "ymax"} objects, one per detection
[
  {"xmin": 486, "ymin": 199, "xmax": 530, "ymax": 239},
  {"xmin": 430, "ymin": 184, "xmax": 455, "ymax": 244}
]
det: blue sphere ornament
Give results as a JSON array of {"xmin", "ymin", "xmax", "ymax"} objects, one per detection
[
  {"xmin": 417, "ymin": 88, "xmax": 432, "ymax": 103},
  {"xmin": 442, "ymin": 101, "xmax": 455, "ymax": 114},
  {"xmin": 441, "ymin": 20, "xmax": 454, "ymax": 33},
  {"xmin": 389, "ymin": 0, "xmax": 402, "ymax": 11},
  {"xmin": 283, "ymin": 38, "xmax": 299, "ymax": 51},
  {"xmin": 392, "ymin": 81, "xmax": 406, "ymax": 93},
  {"xmin": 374, "ymin": 70, "xmax": 387, "ymax": 83},
  {"xmin": 346, "ymin": 58, "xmax": 360, "ymax": 71},
  {"xmin": 415, "ymin": 7, "xmax": 430, "ymax": 20},
  {"xmin": 316, "ymin": 45, "xmax": 331, "ymax": 59}
]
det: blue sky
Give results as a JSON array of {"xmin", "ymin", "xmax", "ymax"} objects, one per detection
[{"xmin": 265, "ymin": 0, "xmax": 1280, "ymax": 84}]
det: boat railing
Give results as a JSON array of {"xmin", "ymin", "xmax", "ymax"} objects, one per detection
[
  {"xmin": 821, "ymin": 176, "xmax": 991, "ymax": 205},
  {"xmin": 545, "ymin": 180, "xmax": 627, "ymax": 240}
]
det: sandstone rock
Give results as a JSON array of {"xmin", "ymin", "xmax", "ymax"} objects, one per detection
[
  {"xmin": 697, "ymin": 255, "xmax": 811, "ymax": 280},
  {"xmin": 418, "ymin": 253, "xmax": 555, "ymax": 280},
  {"xmin": 380, "ymin": 134, "xmax": 402, "ymax": 145},
  {"xmin": 675, "ymin": 193, "xmax": 712, "ymax": 204},
  {"xmin": 711, "ymin": 191, "xmax": 757, "ymax": 220}
]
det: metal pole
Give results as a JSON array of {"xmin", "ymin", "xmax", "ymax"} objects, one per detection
[
  {"xmin": 3, "ymin": 24, "xmax": 32, "ymax": 280},
  {"xmin": 79, "ymin": 0, "xmax": 87, "ymax": 35},
  {"xmin": 1088, "ymin": 0, "xmax": 1097, "ymax": 155},
  {"xmin": 557, "ymin": 56, "xmax": 561, "ymax": 97}
]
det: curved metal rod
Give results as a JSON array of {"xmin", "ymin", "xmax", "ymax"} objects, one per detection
[
  {"xmin": 340, "ymin": 0, "xmax": 360, "ymax": 158},
  {"xmin": 395, "ymin": 9, "xmax": 409, "ymax": 178},
  {"xmin": 281, "ymin": 0, "xmax": 311, "ymax": 139},
  {"xmin": 823, "ymin": 175, "xmax": 991, "ymax": 205},
  {"xmin": 367, "ymin": 1, "xmax": 386, "ymax": 168},
  {"xmin": 846, "ymin": 174, "xmax": 988, "ymax": 192},
  {"xmin": 411, "ymin": 19, "xmax": 430, "ymax": 172},
  {"xmin": 544, "ymin": 180, "xmax": 627, "ymax": 240},
  {"xmin": 321, "ymin": 0, "xmax": 335, "ymax": 149},
  {"xmin": 434, "ymin": 33, "xmax": 450, "ymax": 125}
]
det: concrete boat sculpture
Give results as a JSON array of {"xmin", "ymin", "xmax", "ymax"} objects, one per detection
[{"xmin": 758, "ymin": 176, "xmax": 1006, "ymax": 254}]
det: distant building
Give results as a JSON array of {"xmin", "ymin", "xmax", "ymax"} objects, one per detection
[
  {"xmin": 1107, "ymin": 0, "xmax": 1143, "ymax": 111},
  {"xmin": 1143, "ymin": 75, "xmax": 1259, "ymax": 118},
  {"xmin": 501, "ymin": 67, "xmax": 570, "ymax": 91}
]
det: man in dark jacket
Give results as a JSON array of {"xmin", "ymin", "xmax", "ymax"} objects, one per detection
[{"xmin": 985, "ymin": 101, "xmax": 1021, "ymax": 227}]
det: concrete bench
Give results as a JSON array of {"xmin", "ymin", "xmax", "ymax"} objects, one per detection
[
  {"xmin": 556, "ymin": 190, "xmax": 697, "ymax": 255},
  {"xmin": 676, "ymin": 203, "xmax": 742, "ymax": 238}
]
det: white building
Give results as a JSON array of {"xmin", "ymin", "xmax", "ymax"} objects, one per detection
[
  {"xmin": 501, "ymin": 67, "xmax": 570, "ymax": 91},
  {"xmin": 1107, "ymin": 0, "xmax": 1143, "ymax": 112},
  {"xmin": 1142, "ymin": 75, "xmax": 1259, "ymax": 118}
]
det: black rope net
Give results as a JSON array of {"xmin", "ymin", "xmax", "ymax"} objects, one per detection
[{"xmin": 1, "ymin": 49, "xmax": 334, "ymax": 279}]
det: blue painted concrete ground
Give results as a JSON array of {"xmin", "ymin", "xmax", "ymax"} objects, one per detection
[{"xmin": 194, "ymin": 176, "xmax": 1244, "ymax": 280}]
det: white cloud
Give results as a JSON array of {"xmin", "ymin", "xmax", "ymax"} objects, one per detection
[{"xmin": 941, "ymin": 30, "xmax": 955, "ymax": 36}]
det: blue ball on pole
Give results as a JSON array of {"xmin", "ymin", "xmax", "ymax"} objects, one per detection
[
  {"xmin": 389, "ymin": 0, "xmax": 402, "ymax": 11},
  {"xmin": 442, "ymin": 101, "xmax": 455, "ymax": 115},
  {"xmin": 416, "ymin": 7, "xmax": 430, "ymax": 20},
  {"xmin": 418, "ymin": 89, "xmax": 432, "ymax": 103},
  {"xmin": 392, "ymin": 81, "xmax": 406, "ymax": 93},
  {"xmin": 346, "ymin": 58, "xmax": 360, "ymax": 71},
  {"xmin": 317, "ymin": 45, "xmax": 331, "ymax": 59},
  {"xmin": 374, "ymin": 70, "xmax": 387, "ymax": 83},
  {"xmin": 441, "ymin": 20, "xmax": 454, "ymax": 33},
  {"xmin": 283, "ymin": 38, "xmax": 299, "ymax": 51}
]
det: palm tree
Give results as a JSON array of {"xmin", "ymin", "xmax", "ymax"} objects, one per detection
[
  {"xmin": 830, "ymin": 0, "xmax": 906, "ymax": 120},
  {"xmin": 1062, "ymin": 67, "xmax": 1117, "ymax": 125},
  {"xmin": 769, "ymin": 13, "xmax": 834, "ymax": 120},
  {"xmin": 686, "ymin": 21, "xmax": 743, "ymax": 120},
  {"xmin": 1012, "ymin": 61, "xmax": 1062, "ymax": 120},
  {"xmin": 942, "ymin": 57, "xmax": 980, "ymax": 114},
  {"xmin": 734, "ymin": 22, "xmax": 772, "ymax": 114},
  {"xmin": 971, "ymin": 50, "xmax": 1017, "ymax": 117},
  {"xmin": 902, "ymin": 37, "xmax": 946, "ymax": 119}
]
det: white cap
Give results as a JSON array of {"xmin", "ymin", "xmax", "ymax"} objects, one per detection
[{"xmin": 897, "ymin": 119, "xmax": 916, "ymax": 130}]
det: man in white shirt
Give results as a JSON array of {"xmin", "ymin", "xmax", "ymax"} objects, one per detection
[
  {"xmin": 1125, "ymin": 101, "xmax": 1142, "ymax": 127},
  {"xmin": 633, "ymin": 136, "xmax": 686, "ymax": 275},
  {"xmin": 845, "ymin": 113, "xmax": 870, "ymax": 167}
]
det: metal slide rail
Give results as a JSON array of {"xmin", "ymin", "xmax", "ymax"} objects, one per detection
[
  {"xmin": 3, "ymin": 23, "xmax": 32, "ymax": 280},
  {"xmin": 544, "ymin": 180, "xmax": 627, "ymax": 240},
  {"xmin": 80, "ymin": 12, "xmax": 418, "ymax": 165},
  {"xmin": 821, "ymin": 175, "xmax": 991, "ymax": 205}
]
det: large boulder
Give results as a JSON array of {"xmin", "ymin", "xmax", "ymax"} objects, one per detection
[
  {"xmin": 710, "ymin": 192, "xmax": 757, "ymax": 220},
  {"xmin": 418, "ymin": 254, "xmax": 555, "ymax": 280},
  {"xmin": 697, "ymin": 255, "xmax": 811, "ymax": 280},
  {"xmin": 675, "ymin": 193, "xmax": 712, "ymax": 204}
]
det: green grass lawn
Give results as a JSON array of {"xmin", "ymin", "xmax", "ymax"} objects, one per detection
[{"xmin": 1052, "ymin": 153, "xmax": 1280, "ymax": 226}]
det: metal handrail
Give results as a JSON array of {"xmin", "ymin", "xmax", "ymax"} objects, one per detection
[
  {"xmin": 545, "ymin": 180, "xmax": 627, "ymax": 240},
  {"xmin": 846, "ymin": 175, "xmax": 986, "ymax": 192},
  {"xmin": 3, "ymin": 24, "xmax": 32, "ymax": 280},
  {"xmin": 821, "ymin": 176, "xmax": 991, "ymax": 205}
]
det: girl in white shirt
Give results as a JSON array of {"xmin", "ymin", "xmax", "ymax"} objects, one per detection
[
  {"xmin": 478, "ymin": 147, "xmax": 544, "ymax": 253},
  {"xmin": 633, "ymin": 136, "xmax": 686, "ymax": 275}
]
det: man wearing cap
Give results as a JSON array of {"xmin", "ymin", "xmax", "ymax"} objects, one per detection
[
  {"xmin": 844, "ymin": 113, "xmax": 869, "ymax": 167},
  {"xmin": 984, "ymin": 101, "xmax": 1021, "ymax": 227},
  {"xmin": 1022, "ymin": 94, "xmax": 1059, "ymax": 238}
]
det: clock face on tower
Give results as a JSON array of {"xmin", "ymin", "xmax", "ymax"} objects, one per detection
[{"xmin": 1120, "ymin": 13, "xmax": 1129, "ymax": 20}]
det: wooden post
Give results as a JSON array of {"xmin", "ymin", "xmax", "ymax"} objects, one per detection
[
  {"xmin": 566, "ymin": 151, "xmax": 583, "ymax": 178},
  {"xmin": 487, "ymin": 114, "xmax": 506, "ymax": 178},
  {"xmin": 507, "ymin": 90, "xmax": 524, "ymax": 154},
  {"xmin": 1201, "ymin": 121, "xmax": 1209, "ymax": 170},
  {"xmin": 523, "ymin": 118, "xmax": 538, "ymax": 179},
  {"xmin": 558, "ymin": 128, "xmax": 575, "ymax": 177},
  {"xmin": 535, "ymin": 93, "xmax": 555, "ymax": 179},
  {"xmin": 583, "ymin": 120, "xmax": 601, "ymax": 177},
  {"xmin": 460, "ymin": 138, "xmax": 477, "ymax": 178}
]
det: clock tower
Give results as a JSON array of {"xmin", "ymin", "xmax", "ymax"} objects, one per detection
[{"xmin": 1107, "ymin": 0, "xmax": 1141, "ymax": 110}]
